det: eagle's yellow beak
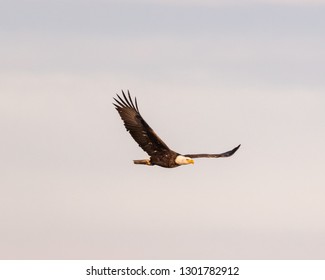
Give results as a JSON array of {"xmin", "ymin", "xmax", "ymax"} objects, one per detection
[{"xmin": 188, "ymin": 159, "xmax": 194, "ymax": 164}]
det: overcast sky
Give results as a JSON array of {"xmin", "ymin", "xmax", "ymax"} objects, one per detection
[{"xmin": 1, "ymin": 0, "xmax": 325, "ymax": 259}]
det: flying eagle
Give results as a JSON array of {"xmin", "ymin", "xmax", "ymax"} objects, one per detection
[{"xmin": 114, "ymin": 91, "xmax": 240, "ymax": 168}]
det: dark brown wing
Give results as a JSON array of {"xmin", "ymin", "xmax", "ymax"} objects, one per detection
[
  {"xmin": 113, "ymin": 90, "xmax": 171, "ymax": 156},
  {"xmin": 184, "ymin": 144, "xmax": 240, "ymax": 158}
]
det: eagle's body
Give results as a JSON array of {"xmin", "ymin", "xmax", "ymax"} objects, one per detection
[
  {"xmin": 114, "ymin": 91, "xmax": 240, "ymax": 168},
  {"xmin": 134, "ymin": 151, "xmax": 180, "ymax": 168}
]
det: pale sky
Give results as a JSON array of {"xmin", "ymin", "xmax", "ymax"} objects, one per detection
[{"xmin": 1, "ymin": 0, "xmax": 325, "ymax": 259}]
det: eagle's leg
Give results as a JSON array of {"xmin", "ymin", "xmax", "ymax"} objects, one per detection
[{"xmin": 133, "ymin": 159, "xmax": 151, "ymax": 165}]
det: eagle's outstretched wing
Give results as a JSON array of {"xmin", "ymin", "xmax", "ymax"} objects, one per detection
[
  {"xmin": 184, "ymin": 144, "xmax": 240, "ymax": 158},
  {"xmin": 113, "ymin": 90, "xmax": 171, "ymax": 156}
]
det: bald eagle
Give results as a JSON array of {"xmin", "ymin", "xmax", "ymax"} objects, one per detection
[{"xmin": 114, "ymin": 90, "xmax": 240, "ymax": 168}]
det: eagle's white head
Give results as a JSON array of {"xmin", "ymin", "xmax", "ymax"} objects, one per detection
[{"xmin": 175, "ymin": 155, "xmax": 194, "ymax": 165}]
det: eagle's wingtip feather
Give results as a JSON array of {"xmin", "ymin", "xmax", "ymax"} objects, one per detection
[{"xmin": 233, "ymin": 144, "xmax": 241, "ymax": 151}]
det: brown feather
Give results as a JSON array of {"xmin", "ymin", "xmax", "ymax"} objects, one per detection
[
  {"xmin": 113, "ymin": 91, "xmax": 171, "ymax": 157},
  {"xmin": 184, "ymin": 144, "xmax": 241, "ymax": 158}
]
